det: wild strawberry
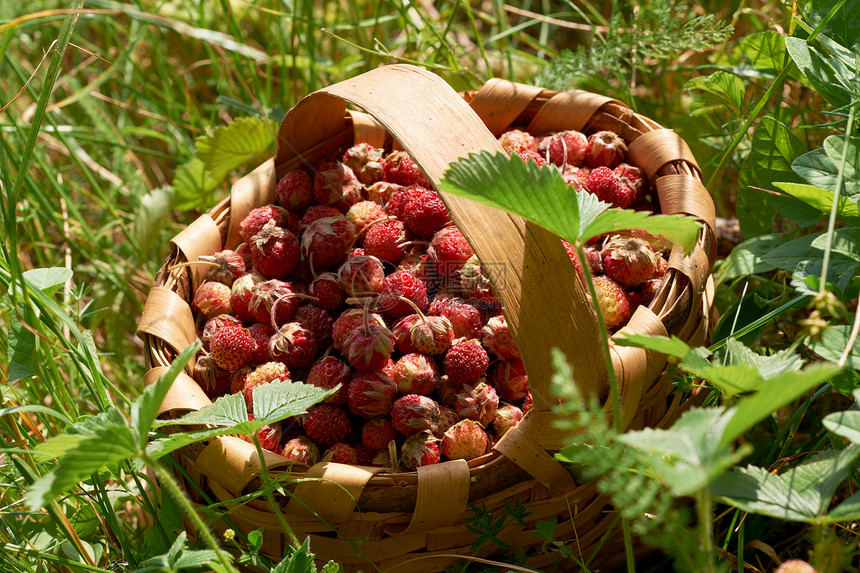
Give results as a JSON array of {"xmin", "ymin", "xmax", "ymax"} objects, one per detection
[
  {"xmin": 295, "ymin": 304, "xmax": 334, "ymax": 350},
  {"xmin": 249, "ymin": 279, "xmax": 301, "ymax": 326},
  {"xmin": 561, "ymin": 240, "xmax": 602, "ymax": 283},
  {"xmin": 230, "ymin": 272, "xmax": 264, "ymax": 323},
  {"xmin": 242, "ymin": 361, "xmax": 291, "ymax": 411},
  {"xmin": 199, "ymin": 250, "xmax": 246, "ymax": 286},
  {"xmin": 384, "ymin": 151, "xmax": 430, "ymax": 187},
  {"xmin": 441, "ymin": 419, "xmax": 489, "ymax": 461},
  {"xmin": 343, "ymin": 143, "xmax": 386, "ymax": 185},
  {"xmin": 628, "ymin": 291, "xmax": 643, "ymax": 312},
  {"xmin": 304, "ymin": 404, "xmax": 352, "ymax": 447},
  {"xmin": 593, "ymin": 276, "xmax": 632, "ymax": 330},
  {"xmin": 391, "ymin": 394, "xmax": 441, "ymax": 436},
  {"xmin": 453, "ymin": 380, "xmax": 498, "ymax": 427},
  {"xmin": 640, "ymin": 277, "xmax": 663, "ymax": 305},
  {"xmin": 250, "ymin": 220, "xmax": 300, "ymax": 280},
  {"xmin": 362, "ymin": 417, "xmax": 395, "ymax": 451},
  {"xmin": 401, "ymin": 431, "xmax": 441, "ymax": 469},
  {"xmin": 586, "ymin": 166, "xmax": 631, "ymax": 208},
  {"xmin": 309, "ymin": 272, "xmax": 345, "ymax": 310},
  {"xmin": 193, "ymin": 354, "xmax": 231, "ymax": 398},
  {"xmin": 276, "ymin": 169, "xmax": 314, "ymax": 212},
  {"xmin": 354, "ymin": 443, "xmax": 375, "ymax": 466},
  {"xmin": 230, "ymin": 366, "xmax": 252, "ymax": 396},
  {"xmin": 428, "ymin": 227, "xmax": 473, "ymax": 281},
  {"xmin": 240, "ymin": 205, "xmax": 290, "ymax": 244},
  {"xmin": 209, "ymin": 326, "xmax": 254, "ymax": 371},
  {"xmin": 459, "ymin": 256, "xmax": 500, "ymax": 309},
  {"xmin": 313, "ymin": 161, "xmax": 360, "ymax": 206},
  {"xmin": 614, "ymin": 163, "xmax": 647, "ymax": 207},
  {"xmin": 269, "ymin": 322, "xmax": 317, "ymax": 368},
  {"xmin": 194, "ymin": 281, "xmax": 232, "ymax": 319},
  {"xmin": 346, "ymin": 200, "xmax": 386, "ymax": 236},
  {"xmin": 585, "ymin": 131, "xmax": 628, "ymax": 169},
  {"xmin": 397, "ymin": 254, "xmax": 430, "ymax": 281},
  {"xmin": 366, "ymin": 181, "xmax": 403, "ymax": 207},
  {"xmin": 515, "ymin": 149, "xmax": 547, "ymax": 167},
  {"xmin": 435, "ymin": 406, "xmax": 460, "ymax": 436},
  {"xmin": 522, "ymin": 392, "xmax": 533, "ymax": 414},
  {"xmin": 492, "ymin": 358, "xmax": 529, "ymax": 401},
  {"xmin": 301, "ymin": 216, "xmax": 356, "ymax": 272},
  {"xmin": 560, "ymin": 164, "xmax": 590, "ymax": 192},
  {"xmin": 364, "ymin": 219, "xmax": 409, "ymax": 264},
  {"xmin": 498, "ymin": 129, "xmax": 537, "ymax": 155},
  {"xmin": 655, "ymin": 253, "xmax": 668, "ymax": 277},
  {"xmin": 538, "ymin": 130, "xmax": 588, "ymax": 167},
  {"xmin": 306, "ymin": 356, "xmax": 351, "ymax": 405},
  {"xmin": 441, "ymin": 301, "xmax": 483, "ymax": 340},
  {"xmin": 338, "ymin": 255, "xmax": 385, "ymax": 298},
  {"xmin": 443, "ymin": 339, "xmax": 489, "ymax": 384},
  {"xmin": 281, "ymin": 436, "xmax": 320, "ymax": 465},
  {"xmin": 300, "ymin": 205, "xmax": 342, "ymax": 230},
  {"xmin": 427, "ymin": 291, "xmax": 457, "ymax": 316},
  {"xmin": 404, "ymin": 194, "xmax": 451, "ymax": 239},
  {"xmin": 436, "ymin": 375, "xmax": 463, "ymax": 407},
  {"xmin": 493, "ymin": 404, "xmax": 523, "ymax": 437},
  {"xmin": 347, "ymin": 372, "xmax": 397, "ymax": 419},
  {"xmin": 322, "ymin": 442, "xmax": 359, "ymax": 464},
  {"xmin": 386, "ymin": 186, "xmax": 433, "ymax": 219},
  {"xmin": 342, "ymin": 321, "xmax": 395, "ymax": 372},
  {"xmin": 379, "ymin": 271, "xmax": 428, "ymax": 318},
  {"xmin": 247, "ymin": 322, "xmax": 275, "ymax": 364},
  {"xmin": 201, "ymin": 314, "xmax": 243, "ymax": 350},
  {"xmin": 602, "ymin": 235, "xmax": 658, "ymax": 287},
  {"xmin": 332, "ymin": 308, "xmax": 386, "ymax": 353},
  {"xmin": 394, "ymin": 313, "xmax": 455, "ymax": 356},
  {"xmin": 481, "ymin": 314, "xmax": 519, "ymax": 361},
  {"xmin": 254, "ymin": 423, "xmax": 283, "ymax": 452},
  {"xmin": 390, "ymin": 353, "xmax": 439, "ymax": 395}
]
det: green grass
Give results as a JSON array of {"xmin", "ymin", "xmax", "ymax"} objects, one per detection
[{"xmin": 1, "ymin": 0, "xmax": 858, "ymax": 571}]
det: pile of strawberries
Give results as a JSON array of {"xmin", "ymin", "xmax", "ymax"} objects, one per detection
[{"xmin": 189, "ymin": 126, "xmax": 668, "ymax": 470}]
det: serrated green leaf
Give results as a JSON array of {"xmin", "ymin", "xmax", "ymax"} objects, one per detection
[
  {"xmin": 135, "ymin": 186, "xmax": 176, "ymax": 256},
  {"xmin": 172, "ymin": 158, "xmax": 220, "ymax": 211},
  {"xmin": 23, "ymin": 267, "xmax": 73, "ymax": 296},
  {"xmin": 736, "ymin": 31, "xmax": 787, "ymax": 75},
  {"xmin": 714, "ymin": 233, "xmax": 790, "ymax": 283},
  {"xmin": 146, "ymin": 426, "xmax": 238, "ymax": 461},
  {"xmin": 721, "ymin": 363, "xmax": 841, "ymax": 446},
  {"xmin": 711, "ymin": 446, "xmax": 860, "ymax": 523},
  {"xmin": 251, "ymin": 380, "xmax": 335, "ymax": 426},
  {"xmin": 131, "ymin": 341, "xmax": 200, "ymax": 448},
  {"xmin": 724, "ymin": 339, "xmax": 805, "ymax": 380},
  {"xmin": 271, "ymin": 537, "xmax": 316, "ymax": 573},
  {"xmin": 685, "ymin": 71, "xmax": 745, "ymax": 116},
  {"xmin": 582, "ymin": 210, "xmax": 700, "ymax": 255},
  {"xmin": 808, "ymin": 325, "xmax": 860, "ymax": 371},
  {"xmin": 196, "ymin": 116, "xmax": 276, "ymax": 183},
  {"xmin": 686, "ymin": 364, "xmax": 765, "ymax": 397},
  {"xmin": 773, "ymin": 182, "xmax": 860, "ymax": 225},
  {"xmin": 827, "ymin": 490, "xmax": 860, "ymax": 521},
  {"xmin": 8, "ymin": 302, "xmax": 38, "ymax": 382},
  {"xmin": 26, "ymin": 424, "xmax": 138, "ymax": 509},
  {"xmin": 785, "ymin": 37, "xmax": 853, "ymax": 110},
  {"xmin": 612, "ymin": 333, "xmax": 691, "ymax": 359},
  {"xmin": 158, "ymin": 392, "xmax": 249, "ymax": 428}
]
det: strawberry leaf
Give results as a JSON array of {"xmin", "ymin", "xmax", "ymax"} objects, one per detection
[{"xmin": 196, "ymin": 116, "xmax": 277, "ymax": 183}]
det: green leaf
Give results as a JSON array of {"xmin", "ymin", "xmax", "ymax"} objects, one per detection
[
  {"xmin": 134, "ymin": 187, "xmax": 176, "ymax": 257},
  {"xmin": 721, "ymin": 363, "xmax": 841, "ymax": 446},
  {"xmin": 736, "ymin": 31, "xmax": 788, "ymax": 75},
  {"xmin": 581, "ymin": 210, "xmax": 701, "ymax": 256},
  {"xmin": 811, "ymin": 228, "xmax": 860, "ymax": 262},
  {"xmin": 23, "ymin": 267, "xmax": 73, "ymax": 296},
  {"xmin": 616, "ymin": 408, "xmax": 747, "ymax": 496},
  {"xmin": 158, "ymin": 392, "xmax": 249, "ymax": 429},
  {"xmin": 146, "ymin": 426, "xmax": 238, "ymax": 461},
  {"xmin": 612, "ymin": 333, "xmax": 691, "ymax": 359},
  {"xmin": 723, "ymin": 339, "xmax": 805, "ymax": 380},
  {"xmin": 686, "ymin": 364, "xmax": 765, "ymax": 398},
  {"xmin": 827, "ymin": 490, "xmax": 860, "ymax": 521},
  {"xmin": 793, "ymin": 140, "xmax": 860, "ymax": 202},
  {"xmin": 823, "ymin": 410, "xmax": 860, "ymax": 445},
  {"xmin": 271, "ymin": 537, "xmax": 317, "ymax": 573},
  {"xmin": 131, "ymin": 341, "xmax": 200, "ymax": 449},
  {"xmin": 773, "ymin": 182, "xmax": 860, "ymax": 225},
  {"xmin": 251, "ymin": 379, "xmax": 335, "ymax": 426},
  {"xmin": 711, "ymin": 446, "xmax": 860, "ymax": 523},
  {"xmin": 762, "ymin": 232, "xmax": 860, "ymax": 295},
  {"xmin": 808, "ymin": 325, "xmax": 860, "ymax": 370},
  {"xmin": 26, "ymin": 423, "xmax": 138, "ymax": 509},
  {"xmin": 737, "ymin": 117, "xmax": 808, "ymax": 237},
  {"xmin": 172, "ymin": 158, "xmax": 220, "ymax": 211},
  {"xmin": 685, "ymin": 71, "xmax": 745, "ymax": 116},
  {"xmin": 785, "ymin": 37, "xmax": 853, "ymax": 110},
  {"xmin": 808, "ymin": 0, "xmax": 860, "ymax": 49},
  {"xmin": 714, "ymin": 233, "xmax": 791, "ymax": 283},
  {"xmin": 8, "ymin": 302, "xmax": 38, "ymax": 382},
  {"xmin": 196, "ymin": 116, "xmax": 276, "ymax": 183}
]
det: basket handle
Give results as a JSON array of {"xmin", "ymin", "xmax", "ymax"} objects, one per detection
[{"xmin": 274, "ymin": 64, "xmax": 608, "ymax": 405}]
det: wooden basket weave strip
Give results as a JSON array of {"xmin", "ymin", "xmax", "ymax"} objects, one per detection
[{"xmin": 138, "ymin": 64, "xmax": 716, "ymax": 570}]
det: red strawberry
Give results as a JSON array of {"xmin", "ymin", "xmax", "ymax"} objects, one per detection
[
  {"xmin": 209, "ymin": 326, "xmax": 254, "ymax": 372},
  {"xmin": 346, "ymin": 200, "xmax": 386, "ymax": 236},
  {"xmin": 538, "ymin": 130, "xmax": 588, "ymax": 167},
  {"xmin": 194, "ymin": 281, "xmax": 232, "ymax": 319},
  {"xmin": 393, "ymin": 313, "xmax": 454, "ymax": 356},
  {"xmin": 313, "ymin": 161, "xmax": 360, "ymax": 206},
  {"xmin": 309, "ymin": 272, "xmax": 345, "ymax": 310},
  {"xmin": 383, "ymin": 151, "xmax": 430, "ymax": 187},
  {"xmin": 249, "ymin": 279, "xmax": 301, "ymax": 326},
  {"xmin": 300, "ymin": 205, "xmax": 341, "ymax": 230},
  {"xmin": 301, "ymin": 216, "xmax": 356, "ymax": 272},
  {"xmin": 230, "ymin": 366, "xmax": 252, "ymax": 396},
  {"xmin": 366, "ymin": 181, "xmax": 403, "ymax": 208},
  {"xmin": 459, "ymin": 256, "xmax": 500, "ymax": 310},
  {"xmin": 481, "ymin": 314, "xmax": 519, "ymax": 361},
  {"xmin": 443, "ymin": 339, "xmax": 489, "ymax": 384},
  {"xmin": 586, "ymin": 131, "xmax": 628, "ymax": 169},
  {"xmin": 276, "ymin": 169, "xmax": 313, "ymax": 212},
  {"xmin": 586, "ymin": 166, "xmax": 631, "ymax": 207},
  {"xmin": 593, "ymin": 276, "xmax": 632, "ymax": 329},
  {"xmin": 306, "ymin": 356, "xmax": 351, "ymax": 405},
  {"xmin": 254, "ymin": 423, "xmax": 283, "ymax": 452},
  {"xmin": 240, "ymin": 205, "xmax": 290, "ymax": 244},
  {"xmin": 435, "ymin": 406, "xmax": 460, "ymax": 436},
  {"xmin": 492, "ymin": 357, "xmax": 529, "ymax": 401},
  {"xmin": 199, "ymin": 250, "xmax": 246, "ymax": 286},
  {"xmin": 493, "ymin": 404, "xmax": 524, "ymax": 437},
  {"xmin": 342, "ymin": 322, "xmax": 395, "ymax": 372},
  {"xmin": 295, "ymin": 304, "xmax": 334, "ymax": 350},
  {"xmin": 201, "ymin": 314, "xmax": 243, "ymax": 350},
  {"xmin": 401, "ymin": 431, "xmax": 441, "ymax": 469},
  {"xmin": 230, "ymin": 272, "xmax": 264, "ymax": 323},
  {"xmin": 242, "ymin": 361, "xmax": 291, "ymax": 411},
  {"xmin": 268, "ymin": 322, "xmax": 317, "ymax": 368},
  {"xmin": 428, "ymin": 227, "xmax": 473, "ymax": 281},
  {"xmin": 386, "ymin": 186, "xmax": 435, "ymax": 220},
  {"xmin": 322, "ymin": 442, "xmax": 359, "ymax": 464},
  {"xmin": 304, "ymin": 405, "xmax": 352, "ymax": 447},
  {"xmin": 247, "ymin": 322, "xmax": 275, "ymax": 364},
  {"xmin": 390, "ymin": 353, "xmax": 439, "ymax": 395},
  {"xmin": 364, "ymin": 219, "xmax": 409, "ymax": 264},
  {"xmin": 379, "ymin": 270, "xmax": 428, "ymax": 318},
  {"xmin": 602, "ymin": 235, "xmax": 658, "ymax": 287},
  {"xmin": 361, "ymin": 417, "xmax": 395, "ymax": 451},
  {"xmin": 281, "ymin": 436, "xmax": 320, "ymax": 465},
  {"xmin": 250, "ymin": 220, "xmax": 300, "ymax": 280},
  {"xmin": 391, "ymin": 394, "xmax": 441, "ymax": 436},
  {"xmin": 441, "ymin": 419, "xmax": 488, "ymax": 461},
  {"xmin": 515, "ymin": 149, "xmax": 547, "ymax": 167},
  {"xmin": 441, "ymin": 301, "xmax": 483, "ymax": 340},
  {"xmin": 193, "ymin": 354, "xmax": 231, "ymax": 398},
  {"xmin": 560, "ymin": 164, "xmax": 590, "ymax": 192},
  {"xmin": 614, "ymin": 163, "xmax": 647, "ymax": 207},
  {"xmin": 404, "ymin": 194, "xmax": 451, "ymax": 239},
  {"xmin": 522, "ymin": 392, "xmax": 533, "ymax": 414},
  {"xmin": 332, "ymin": 308, "xmax": 386, "ymax": 353},
  {"xmin": 347, "ymin": 372, "xmax": 397, "ymax": 419},
  {"xmin": 498, "ymin": 129, "xmax": 537, "ymax": 155},
  {"xmin": 656, "ymin": 253, "xmax": 668, "ymax": 277},
  {"xmin": 640, "ymin": 277, "xmax": 663, "ymax": 305},
  {"xmin": 338, "ymin": 255, "xmax": 385, "ymax": 298},
  {"xmin": 343, "ymin": 143, "xmax": 385, "ymax": 185},
  {"xmin": 453, "ymin": 380, "xmax": 499, "ymax": 427}
]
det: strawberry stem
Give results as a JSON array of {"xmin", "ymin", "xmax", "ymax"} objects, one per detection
[
  {"xmin": 167, "ymin": 260, "xmax": 222, "ymax": 273},
  {"xmin": 249, "ymin": 433, "xmax": 301, "ymax": 549}
]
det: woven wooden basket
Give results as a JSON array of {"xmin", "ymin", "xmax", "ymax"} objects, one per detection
[{"xmin": 138, "ymin": 64, "xmax": 716, "ymax": 571}]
